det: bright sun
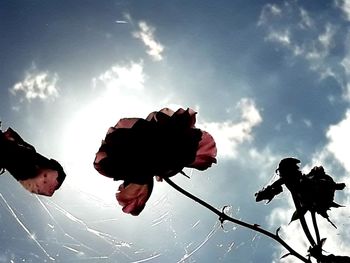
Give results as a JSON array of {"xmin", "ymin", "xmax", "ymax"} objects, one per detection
[{"xmin": 58, "ymin": 63, "xmax": 179, "ymax": 203}]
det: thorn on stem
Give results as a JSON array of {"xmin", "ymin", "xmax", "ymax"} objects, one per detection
[
  {"xmin": 180, "ymin": 170, "xmax": 190, "ymax": 178},
  {"xmin": 219, "ymin": 205, "xmax": 229, "ymax": 227},
  {"xmin": 276, "ymin": 227, "xmax": 281, "ymax": 237}
]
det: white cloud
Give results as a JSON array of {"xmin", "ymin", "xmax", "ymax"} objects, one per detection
[
  {"xmin": 303, "ymin": 119, "xmax": 312, "ymax": 127},
  {"xmin": 341, "ymin": 48, "xmax": 350, "ymax": 99},
  {"xmin": 259, "ymin": 2, "xmax": 346, "ymax": 97},
  {"xmin": 341, "ymin": 55, "xmax": 350, "ymax": 75},
  {"xmin": 335, "ymin": 0, "xmax": 350, "ymax": 21},
  {"xmin": 10, "ymin": 71, "xmax": 59, "ymax": 102},
  {"xmin": 199, "ymin": 98, "xmax": 262, "ymax": 158},
  {"xmin": 262, "ymin": 13, "xmax": 335, "ymax": 62},
  {"xmin": 266, "ymin": 29, "xmax": 292, "ymax": 46},
  {"xmin": 92, "ymin": 61, "xmax": 145, "ymax": 91},
  {"xmin": 258, "ymin": 3, "xmax": 282, "ymax": 26},
  {"xmin": 305, "ymin": 23, "xmax": 335, "ymax": 62},
  {"xmin": 248, "ymin": 147, "xmax": 280, "ymax": 180},
  {"xmin": 258, "ymin": 0, "xmax": 350, "ymax": 105},
  {"xmin": 324, "ymin": 110, "xmax": 350, "ymax": 172},
  {"xmin": 133, "ymin": 21, "xmax": 164, "ymax": 61},
  {"xmin": 318, "ymin": 23, "xmax": 335, "ymax": 51},
  {"xmin": 298, "ymin": 7, "xmax": 313, "ymax": 29}
]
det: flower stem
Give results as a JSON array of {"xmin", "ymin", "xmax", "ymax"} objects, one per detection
[
  {"xmin": 290, "ymin": 194, "xmax": 316, "ymax": 247},
  {"xmin": 311, "ymin": 212, "xmax": 321, "ymax": 245},
  {"xmin": 164, "ymin": 177, "xmax": 310, "ymax": 263}
]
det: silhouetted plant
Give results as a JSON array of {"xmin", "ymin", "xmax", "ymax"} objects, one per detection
[
  {"xmin": 165, "ymin": 157, "xmax": 350, "ymax": 262},
  {"xmin": 255, "ymin": 158, "xmax": 349, "ymax": 262},
  {"xmin": 94, "ymin": 108, "xmax": 350, "ymax": 262}
]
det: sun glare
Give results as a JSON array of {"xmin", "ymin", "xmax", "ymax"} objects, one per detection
[
  {"xmin": 59, "ymin": 64, "xmax": 158, "ymax": 203},
  {"xmin": 58, "ymin": 62, "xmax": 188, "ymax": 208}
]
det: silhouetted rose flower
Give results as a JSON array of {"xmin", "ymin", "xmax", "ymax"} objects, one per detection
[
  {"xmin": 256, "ymin": 158, "xmax": 345, "ymax": 224},
  {"xmin": 296, "ymin": 166, "xmax": 345, "ymax": 220},
  {"xmin": 94, "ymin": 108, "xmax": 217, "ymax": 215}
]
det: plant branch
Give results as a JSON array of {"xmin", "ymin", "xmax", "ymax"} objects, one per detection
[{"xmin": 164, "ymin": 177, "xmax": 310, "ymax": 263}]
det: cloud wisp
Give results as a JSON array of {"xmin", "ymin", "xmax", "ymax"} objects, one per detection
[
  {"xmin": 336, "ymin": 0, "xmax": 350, "ymax": 21},
  {"xmin": 258, "ymin": 2, "xmax": 350, "ymax": 98},
  {"xmin": 92, "ymin": 61, "xmax": 146, "ymax": 91},
  {"xmin": 133, "ymin": 21, "xmax": 164, "ymax": 61},
  {"xmin": 10, "ymin": 71, "xmax": 59, "ymax": 102},
  {"xmin": 259, "ymin": 3, "xmax": 336, "ymax": 61},
  {"xmin": 200, "ymin": 98, "xmax": 262, "ymax": 159}
]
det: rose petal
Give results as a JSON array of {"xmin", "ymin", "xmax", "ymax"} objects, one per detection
[
  {"xmin": 19, "ymin": 169, "xmax": 59, "ymax": 196},
  {"xmin": 145, "ymin": 111, "xmax": 157, "ymax": 121},
  {"xmin": 93, "ymin": 151, "xmax": 108, "ymax": 176},
  {"xmin": 116, "ymin": 181, "xmax": 153, "ymax": 216},
  {"xmin": 159, "ymin": 107, "xmax": 175, "ymax": 117},
  {"xmin": 174, "ymin": 108, "xmax": 197, "ymax": 128},
  {"xmin": 188, "ymin": 130, "xmax": 217, "ymax": 170},
  {"xmin": 115, "ymin": 118, "xmax": 140, "ymax": 129},
  {"xmin": 146, "ymin": 108, "xmax": 175, "ymax": 122},
  {"xmin": 157, "ymin": 108, "xmax": 197, "ymax": 126}
]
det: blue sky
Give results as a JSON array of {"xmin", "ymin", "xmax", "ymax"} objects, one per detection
[{"xmin": 1, "ymin": 0, "xmax": 350, "ymax": 262}]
